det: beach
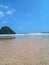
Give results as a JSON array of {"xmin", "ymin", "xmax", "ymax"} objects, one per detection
[{"xmin": 0, "ymin": 35, "xmax": 49, "ymax": 65}]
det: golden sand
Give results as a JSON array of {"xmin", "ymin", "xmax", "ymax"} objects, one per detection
[{"xmin": 0, "ymin": 37, "xmax": 49, "ymax": 65}]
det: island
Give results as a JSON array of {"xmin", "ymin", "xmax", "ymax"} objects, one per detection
[
  {"xmin": 0, "ymin": 26, "xmax": 16, "ymax": 39},
  {"xmin": 0, "ymin": 26, "xmax": 16, "ymax": 34}
]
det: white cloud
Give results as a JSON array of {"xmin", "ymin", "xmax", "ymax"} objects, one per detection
[
  {"xmin": 0, "ymin": 4, "xmax": 16, "ymax": 16},
  {"xmin": 2, "ymin": 21, "xmax": 7, "ymax": 24},
  {"xmin": 0, "ymin": 4, "xmax": 8, "ymax": 9},
  {"xmin": 0, "ymin": 4, "xmax": 3, "ymax": 7},
  {"xmin": 4, "ymin": 6, "xmax": 8, "ymax": 9},
  {"xmin": 0, "ymin": 11, "xmax": 5, "ymax": 17},
  {"xmin": 6, "ymin": 10, "xmax": 13, "ymax": 15}
]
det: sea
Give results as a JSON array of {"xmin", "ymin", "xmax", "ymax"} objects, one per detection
[{"xmin": 0, "ymin": 33, "xmax": 49, "ymax": 40}]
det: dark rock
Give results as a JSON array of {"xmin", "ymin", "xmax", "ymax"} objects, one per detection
[{"xmin": 0, "ymin": 26, "xmax": 16, "ymax": 34}]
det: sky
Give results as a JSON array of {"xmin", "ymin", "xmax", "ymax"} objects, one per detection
[{"xmin": 0, "ymin": 0, "xmax": 49, "ymax": 34}]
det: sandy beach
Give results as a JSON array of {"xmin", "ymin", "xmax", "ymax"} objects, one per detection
[{"xmin": 0, "ymin": 35, "xmax": 49, "ymax": 65}]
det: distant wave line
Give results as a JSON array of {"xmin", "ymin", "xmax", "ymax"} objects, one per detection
[{"xmin": 0, "ymin": 33, "xmax": 49, "ymax": 36}]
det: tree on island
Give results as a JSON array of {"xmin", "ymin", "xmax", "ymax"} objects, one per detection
[{"xmin": 0, "ymin": 26, "xmax": 16, "ymax": 34}]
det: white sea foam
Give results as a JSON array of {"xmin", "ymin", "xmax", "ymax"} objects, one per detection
[
  {"xmin": 16, "ymin": 33, "xmax": 49, "ymax": 35},
  {"xmin": 0, "ymin": 33, "xmax": 49, "ymax": 37},
  {"xmin": 27, "ymin": 33, "xmax": 49, "ymax": 35},
  {"xmin": 0, "ymin": 33, "xmax": 49, "ymax": 39}
]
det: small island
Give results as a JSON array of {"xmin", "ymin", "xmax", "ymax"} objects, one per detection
[
  {"xmin": 0, "ymin": 26, "xmax": 16, "ymax": 34},
  {"xmin": 0, "ymin": 26, "xmax": 16, "ymax": 39}
]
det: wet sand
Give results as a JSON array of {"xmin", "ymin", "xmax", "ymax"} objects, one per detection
[{"xmin": 0, "ymin": 36, "xmax": 49, "ymax": 65}]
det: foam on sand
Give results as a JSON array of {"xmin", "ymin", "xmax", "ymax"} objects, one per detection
[{"xmin": 0, "ymin": 34, "xmax": 17, "ymax": 39}]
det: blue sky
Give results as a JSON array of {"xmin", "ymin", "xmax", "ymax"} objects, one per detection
[{"xmin": 0, "ymin": 0, "xmax": 49, "ymax": 34}]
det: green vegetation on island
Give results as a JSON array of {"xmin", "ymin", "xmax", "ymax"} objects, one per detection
[{"xmin": 0, "ymin": 26, "xmax": 16, "ymax": 34}]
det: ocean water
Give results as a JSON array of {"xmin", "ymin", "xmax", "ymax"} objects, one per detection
[
  {"xmin": 0, "ymin": 34, "xmax": 49, "ymax": 40},
  {"xmin": 15, "ymin": 35, "xmax": 49, "ymax": 40}
]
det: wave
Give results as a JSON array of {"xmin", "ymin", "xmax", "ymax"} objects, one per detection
[
  {"xmin": 16, "ymin": 33, "xmax": 49, "ymax": 35},
  {"xmin": 0, "ymin": 33, "xmax": 49, "ymax": 36},
  {"xmin": 0, "ymin": 33, "xmax": 49, "ymax": 39}
]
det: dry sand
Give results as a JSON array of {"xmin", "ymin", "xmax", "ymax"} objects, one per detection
[{"xmin": 0, "ymin": 36, "xmax": 49, "ymax": 65}]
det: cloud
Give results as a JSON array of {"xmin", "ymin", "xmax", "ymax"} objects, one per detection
[
  {"xmin": 0, "ymin": 4, "xmax": 3, "ymax": 7},
  {"xmin": 2, "ymin": 21, "xmax": 7, "ymax": 24},
  {"xmin": 6, "ymin": 10, "xmax": 13, "ymax": 15},
  {"xmin": 6, "ymin": 9, "xmax": 16, "ymax": 15},
  {"xmin": 4, "ymin": 6, "xmax": 8, "ymax": 9},
  {"xmin": 0, "ymin": 11, "xmax": 5, "ymax": 17},
  {"xmin": 0, "ymin": 4, "xmax": 16, "ymax": 16},
  {"xmin": 0, "ymin": 4, "xmax": 8, "ymax": 9}
]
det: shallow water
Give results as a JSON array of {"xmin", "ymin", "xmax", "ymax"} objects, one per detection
[{"xmin": 15, "ymin": 35, "xmax": 49, "ymax": 40}]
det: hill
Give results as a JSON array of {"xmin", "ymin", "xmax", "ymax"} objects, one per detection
[{"xmin": 0, "ymin": 26, "xmax": 16, "ymax": 34}]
